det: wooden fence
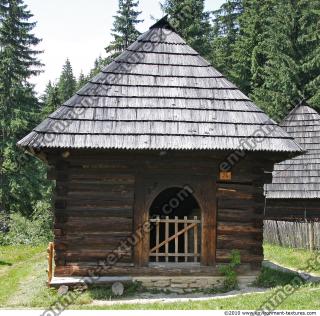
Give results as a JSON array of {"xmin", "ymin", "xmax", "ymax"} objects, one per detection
[
  {"xmin": 149, "ymin": 216, "xmax": 201, "ymax": 263},
  {"xmin": 264, "ymin": 220, "xmax": 320, "ymax": 250}
]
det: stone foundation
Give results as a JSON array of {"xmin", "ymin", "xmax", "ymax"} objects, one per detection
[
  {"xmin": 50, "ymin": 273, "xmax": 260, "ymax": 292},
  {"xmin": 133, "ymin": 275, "xmax": 259, "ymax": 292}
]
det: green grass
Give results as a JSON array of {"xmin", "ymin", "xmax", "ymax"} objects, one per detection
[
  {"xmin": 264, "ymin": 243, "xmax": 320, "ymax": 275},
  {"xmin": 0, "ymin": 245, "xmax": 46, "ymax": 306},
  {"xmin": 255, "ymin": 266, "xmax": 304, "ymax": 288},
  {"xmin": 73, "ymin": 284, "xmax": 320, "ymax": 310},
  {"xmin": 0, "ymin": 244, "xmax": 45, "ymax": 269},
  {"xmin": 0, "ymin": 243, "xmax": 319, "ymax": 309}
]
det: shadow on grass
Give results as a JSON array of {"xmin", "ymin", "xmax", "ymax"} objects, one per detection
[
  {"xmin": 0, "ymin": 260, "xmax": 12, "ymax": 266},
  {"xmin": 87, "ymin": 282, "xmax": 144, "ymax": 301},
  {"xmin": 255, "ymin": 267, "xmax": 305, "ymax": 288}
]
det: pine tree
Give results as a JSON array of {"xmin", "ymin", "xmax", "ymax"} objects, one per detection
[
  {"xmin": 229, "ymin": 0, "xmax": 271, "ymax": 95},
  {"xmin": 76, "ymin": 71, "xmax": 87, "ymax": 90},
  {"xmin": 0, "ymin": 0, "xmax": 49, "ymax": 216},
  {"xmin": 88, "ymin": 57, "xmax": 108, "ymax": 79},
  {"xmin": 251, "ymin": 0, "xmax": 320, "ymax": 119},
  {"xmin": 41, "ymin": 81, "xmax": 61, "ymax": 117},
  {"xmin": 105, "ymin": 0, "xmax": 143, "ymax": 60},
  {"xmin": 162, "ymin": 0, "xmax": 212, "ymax": 58},
  {"xmin": 57, "ymin": 59, "xmax": 76, "ymax": 102},
  {"xmin": 210, "ymin": 0, "xmax": 243, "ymax": 78}
]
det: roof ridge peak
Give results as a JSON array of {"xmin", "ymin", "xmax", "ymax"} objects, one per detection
[
  {"xmin": 282, "ymin": 100, "xmax": 319, "ymax": 123},
  {"xmin": 149, "ymin": 15, "xmax": 176, "ymax": 31}
]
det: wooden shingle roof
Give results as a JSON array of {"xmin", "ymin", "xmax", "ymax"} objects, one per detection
[
  {"xmin": 18, "ymin": 17, "xmax": 302, "ymax": 153},
  {"xmin": 266, "ymin": 104, "xmax": 320, "ymax": 199}
]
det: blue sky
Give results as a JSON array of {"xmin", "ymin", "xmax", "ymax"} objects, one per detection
[{"xmin": 26, "ymin": 0, "xmax": 226, "ymax": 94}]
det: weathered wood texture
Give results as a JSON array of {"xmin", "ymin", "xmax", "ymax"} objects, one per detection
[
  {"xmin": 18, "ymin": 18, "xmax": 302, "ymax": 155},
  {"xmin": 133, "ymin": 172, "xmax": 217, "ymax": 267},
  {"xmin": 266, "ymin": 104, "xmax": 320, "ymax": 201},
  {"xmin": 49, "ymin": 150, "xmax": 270, "ymax": 277},
  {"xmin": 264, "ymin": 220, "xmax": 320, "ymax": 250},
  {"xmin": 216, "ymin": 171, "xmax": 266, "ymax": 266},
  {"xmin": 265, "ymin": 199, "xmax": 320, "ymax": 221},
  {"xmin": 47, "ymin": 242, "xmax": 54, "ymax": 284},
  {"xmin": 52, "ymin": 154, "xmax": 135, "ymax": 270},
  {"xmin": 149, "ymin": 216, "xmax": 201, "ymax": 262},
  {"xmin": 53, "ymin": 263, "xmax": 255, "ymax": 277}
]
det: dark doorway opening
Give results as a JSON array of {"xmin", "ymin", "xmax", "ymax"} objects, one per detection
[{"xmin": 149, "ymin": 187, "xmax": 201, "ymax": 263}]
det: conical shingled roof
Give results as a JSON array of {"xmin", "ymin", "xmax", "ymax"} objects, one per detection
[
  {"xmin": 18, "ymin": 17, "xmax": 302, "ymax": 153},
  {"xmin": 266, "ymin": 104, "xmax": 320, "ymax": 199}
]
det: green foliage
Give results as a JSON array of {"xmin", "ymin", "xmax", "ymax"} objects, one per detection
[
  {"xmin": 41, "ymin": 81, "xmax": 61, "ymax": 117},
  {"xmin": 218, "ymin": 250, "xmax": 241, "ymax": 291},
  {"xmin": 229, "ymin": 0, "xmax": 271, "ymax": 95},
  {"xmin": 0, "ymin": 201, "xmax": 53, "ymax": 246},
  {"xmin": 87, "ymin": 57, "xmax": 109, "ymax": 80},
  {"xmin": 76, "ymin": 71, "xmax": 87, "ymax": 90},
  {"xmin": 255, "ymin": 267, "xmax": 304, "ymax": 288},
  {"xmin": 162, "ymin": 0, "xmax": 212, "ymax": 58},
  {"xmin": 250, "ymin": 0, "xmax": 320, "ymax": 119},
  {"xmin": 57, "ymin": 58, "xmax": 77, "ymax": 102},
  {"xmin": 211, "ymin": 0, "xmax": 320, "ymax": 119},
  {"xmin": 105, "ymin": 0, "xmax": 143, "ymax": 60},
  {"xmin": 0, "ymin": 0, "xmax": 51, "ymax": 217},
  {"xmin": 210, "ymin": 0, "xmax": 243, "ymax": 79},
  {"xmin": 41, "ymin": 59, "xmax": 82, "ymax": 117}
]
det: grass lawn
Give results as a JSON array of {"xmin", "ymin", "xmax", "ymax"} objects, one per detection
[
  {"xmin": 264, "ymin": 243, "xmax": 320, "ymax": 276},
  {"xmin": 0, "ymin": 243, "xmax": 319, "ymax": 309}
]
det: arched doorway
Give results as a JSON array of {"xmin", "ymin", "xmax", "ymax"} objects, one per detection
[{"xmin": 149, "ymin": 187, "xmax": 201, "ymax": 263}]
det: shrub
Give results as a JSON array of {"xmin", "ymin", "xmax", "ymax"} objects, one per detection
[
  {"xmin": 0, "ymin": 200, "xmax": 53, "ymax": 246},
  {"xmin": 218, "ymin": 250, "xmax": 241, "ymax": 291}
]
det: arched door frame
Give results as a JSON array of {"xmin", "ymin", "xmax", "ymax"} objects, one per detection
[
  {"xmin": 146, "ymin": 184, "xmax": 204, "ymax": 216},
  {"xmin": 133, "ymin": 173, "xmax": 216, "ymax": 267}
]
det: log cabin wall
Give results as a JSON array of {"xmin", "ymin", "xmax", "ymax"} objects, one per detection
[
  {"xmin": 51, "ymin": 152, "xmax": 136, "ymax": 274},
  {"xmin": 216, "ymin": 181, "xmax": 265, "ymax": 268},
  {"xmin": 47, "ymin": 150, "xmax": 274, "ymax": 276},
  {"xmin": 265, "ymin": 199, "xmax": 320, "ymax": 221},
  {"xmin": 216, "ymin": 161, "xmax": 273, "ymax": 268}
]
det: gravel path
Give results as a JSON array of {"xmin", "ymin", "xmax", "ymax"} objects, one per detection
[{"xmin": 91, "ymin": 287, "xmax": 267, "ymax": 306}]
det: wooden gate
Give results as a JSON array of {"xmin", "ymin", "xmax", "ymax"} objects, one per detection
[{"xmin": 149, "ymin": 216, "xmax": 201, "ymax": 263}]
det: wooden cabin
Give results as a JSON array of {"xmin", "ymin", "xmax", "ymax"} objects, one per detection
[
  {"xmin": 18, "ymin": 17, "xmax": 303, "ymax": 289},
  {"xmin": 265, "ymin": 103, "xmax": 320, "ymax": 221}
]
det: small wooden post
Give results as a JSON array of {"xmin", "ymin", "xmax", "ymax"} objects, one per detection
[
  {"xmin": 309, "ymin": 221, "xmax": 315, "ymax": 252},
  {"xmin": 194, "ymin": 216, "xmax": 198, "ymax": 263},
  {"xmin": 275, "ymin": 221, "xmax": 282, "ymax": 246},
  {"xmin": 184, "ymin": 216, "xmax": 188, "ymax": 262},
  {"xmin": 156, "ymin": 216, "xmax": 160, "ymax": 262},
  {"xmin": 175, "ymin": 216, "xmax": 178, "ymax": 262},
  {"xmin": 165, "ymin": 216, "xmax": 169, "ymax": 262},
  {"xmin": 47, "ymin": 242, "xmax": 54, "ymax": 285}
]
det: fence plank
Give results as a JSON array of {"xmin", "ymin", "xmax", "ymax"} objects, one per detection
[
  {"xmin": 165, "ymin": 216, "xmax": 169, "ymax": 262},
  {"xmin": 184, "ymin": 216, "xmax": 188, "ymax": 262},
  {"xmin": 194, "ymin": 216, "xmax": 198, "ymax": 263},
  {"xmin": 175, "ymin": 216, "xmax": 178, "ymax": 263},
  {"xmin": 150, "ymin": 218, "xmax": 201, "ymax": 224},
  {"xmin": 150, "ymin": 222, "xmax": 197, "ymax": 252},
  {"xmin": 156, "ymin": 216, "xmax": 160, "ymax": 262},
  {"xmin": 150, "ymin": 216, "xmax": 201, "ymax": 262},
  {"xmin": 264, "ymin": 220, "xmax": 319, "ymax": 249}
]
